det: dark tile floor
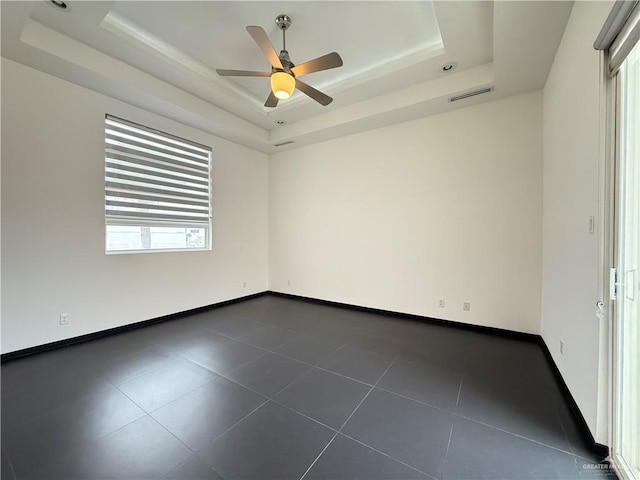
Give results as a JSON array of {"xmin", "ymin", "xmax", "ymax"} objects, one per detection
[{"xmin": 1, "ymin": 295, "xmax": 616, "ymax": 479}]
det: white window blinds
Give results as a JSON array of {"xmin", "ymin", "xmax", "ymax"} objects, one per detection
[{"xmin": 105, "ymin": 115, "xmax": 212, "ymax": 230}]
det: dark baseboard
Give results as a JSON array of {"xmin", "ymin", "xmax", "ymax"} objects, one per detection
[
  {"xmin": 267, "ymin": 290, "xmax": 609, "ymax": 460},
  {"xmin": 537, "ymin": 338, "xmax": 610, "ymax": 460},
  {"xmin": 0, "ymin": 291, "xmax": 268, "ymax": 363},
  {"xmin": 267, "ymin": 290, "xmax": 540, "ymax": 342},
  {"xmin": 1, "ymin": 288, "xmax": 610, "ymax": 460}
]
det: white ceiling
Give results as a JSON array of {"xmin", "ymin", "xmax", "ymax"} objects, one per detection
[{"xmin": 1, "ymin": 1, "xmax": 573, "ymax": 153}]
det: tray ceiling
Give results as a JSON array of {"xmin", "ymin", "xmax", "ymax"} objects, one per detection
[{"xmin": 1, "ymin": 1, "xmax": 574, "ymax": 153}]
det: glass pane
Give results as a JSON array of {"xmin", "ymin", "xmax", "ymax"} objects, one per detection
[
  {"xmin": 106, "ymin": 225, "xmax": 207, "ymax": 252},
  {"xmin": 615, "ymin": 38, "xmax": 640, "ymax": 480}
]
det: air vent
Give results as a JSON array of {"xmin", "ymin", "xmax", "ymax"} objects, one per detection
[
  {"xmin": 449, "ymin": 87, "xmax": 493, "ymax": 103},
  {"xmin": 273, "ymin": 140, "xmax": 294, "ymax": 147}
]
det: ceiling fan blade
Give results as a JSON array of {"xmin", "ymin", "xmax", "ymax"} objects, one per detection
[
  {"xmin": 246, "ymin": 26, "xmax": 283, "ymax": 69},
  {"xmin": 216, "ymin": 69, "xmax": 271, "ymax": 77},
  {"xmin": 295, "ymin": 79, "xmax": 333, "ymax": 106},
  {"xmin": 264, "ymin": 91, "xmax": 279, "ymax": 108},
  {"xmin": 291, "ymin": 52, "xmax": 343, "ymax": 77}
]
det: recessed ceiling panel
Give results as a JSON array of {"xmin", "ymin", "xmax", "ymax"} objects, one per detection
[
  {"xmin": 2, "ymin": 1, "xmax": 572, "ymax": 153},
  {"xmin": 109, "ymin": 1, "xmax": 443, "ymax": 100}
]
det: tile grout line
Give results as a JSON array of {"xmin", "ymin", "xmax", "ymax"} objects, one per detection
[
  {"xmin": 339, "ymin": 432, "xmax": 437, "ymax": 480},
  {"xmin": 444, "ymin": 375, "xmax": 464, "ymax": 477},
  {"xmin": 198, "ymin": 324, "xmax": 397, "ymax": 375},
  {"xmin": 311, "ymin": 354, "xmax": 439, "ymax": 479},
  {"xmin": 215, "ymin": 360, "xmax": 429, "ymax": 466},
  {"xmin": 11, "ymin": 383, "xmax": 163, "ymax": 479},
  {"xmin": 212, "ymin": 352, "xmax": 393, "ymax": 440},
  {"xmin": 440, "ymin": 423, "xmax": 456, "ymax": 479},
  {"xmin": 357, "ymin": 374, "xmax": 593, "ymax": 465},
  {"xmin": 329, "ymin": 355, "xmax": 466, "ymax": 480},
  {"xmin": 204, "ymin": 322, "xmax": 317, "ymax": 349},
  {"xmin": 178, "ymin": 321, "xmax": 411, "ymax": 391},
  {"xmin": 215, "ymin": 360, "xmax": 364, "ymax": 439},
  {"xmin": 454, "ymin": 413, "xmax": 580, "ymax": 457},
  {"xmin": 298, "ymin": 433, "xmax": 339, "ymax": 480},
  {"xmin": 108, "ymin": 383, "xmax": 206, "ymax": 461},
  {"xmin": 116, "ymin": 363, "xmax": 228, "ymax": 416},
  {"xmin": 105, "ymin": 358, "xmax": 273, "ymax": 465},
  {"xmin": 120, "ymin": 360, "xmax": 286, "ymax": 465},
  {"xmin": 455, "ymin": 376, "xmax": 464, "ymax": 407},
  {"xmin": 1, "ymin": 381, "xmax": 114, "ymax": 436},
  {"xmin": 312, "ymin": 365, "xmax": 374, "ymax": 387},
  {"xmin": 298, "ymin": 355, "xmax": 399, "ymax": 480},
  {"xmin": 274, "ymin": 399, "xmax": 341, "ymax": 434},
  {"xmin": 188, "ymin": 329, "xmax": 377, "ymax": 389},
  {"xmin": 554, "ymin": 406, "xmax": 588, "ymax": 474},
  {"xmin": 3, "ymin": 336, "xmax": 357, "ymax": 444},
  {"xmin": 374, "ymin": 386, "xmax": 456, "ymax": 415},
  {"xmin": 182, "ymin": 320, "xmax": 400, "ymax": 480},
  {"xmin": 311, "ymin": 343, "xmax": 346, "ymax": 366},
  {"xmin": 336, "ymin": 373, "xmax": 581, "ymax": 462},
  {"xmin": 162, "ymin": 455, "xmax": 198, "ymax": 480},
  {"xmin": 221, "ymin": 351, "xmax": 270, "ymax": 376},
  {"xmin": 170, "ymin": 336, "xmax": 344, "ymax": 434},
  {"xmin": 7, "ymin": 364, "xmax": 202, "ymax": 478},
  {"xmin": 5, "ymin": 452, "xmax": 17, "ymax": 480},
  {"xmin": 216, "ymin": 358, "xmax": 314, "ymax": 402},
  {"xmin": 116, "ymin": 333, "xmax": 360, "ymax": 426},
  {"xmin": 337, "ymin": 355, "xmax": 398, "ymax": 433},
  {"xmin": 146, "ymin": 415, "xmax": 203, "ymax": 477},
  {"xmin": 214, "ymin": 362, "xmax": 343, "ymax": 437},
  {"xmin": 31, "ymin": 411, "xmax": 182, "ymax": 479},
  {"xmin": 105, "ymin": 354, "xmax": 184, "ymax": 387},
  {"xmin": 195, "ymin": 397, "xmax": 270, "ymax": 450},
  {"xmin": 198, "ymin": 326, "xmax": 350, "ymax": 367},
  {"xmin": 128, "ymin": 355, "xmax": 280, "ymax": 465},
  {"xmin": 439, "ymin": 350, "xmax": 472, "ymax": 480}
]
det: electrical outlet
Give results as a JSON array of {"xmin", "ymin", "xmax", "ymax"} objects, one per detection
[
  {"xmin": 439, "ymin": 299, "xmax": 445, "ymax": 308},
  {"xmin": 59, "ymin": 313, "xmax": 69, "ymax": 325},
  {"xmin": 560, "ymin": 341, "xmax": 564, "ymax": 355},
  {"xmin": 287, "ymin": 280, "xmax": 291, "ymax": 286},
  {"xmin": 242, "ymin": 281, "xmax": 246, "ymax": 288},
  {"xmin": 463, "ymin": 302, "xmax": 470, "ymax": 311}
]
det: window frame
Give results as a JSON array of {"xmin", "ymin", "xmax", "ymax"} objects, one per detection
[{"xmin": 104, "ymin": 115, "xmax": 213, "ymax": 254}]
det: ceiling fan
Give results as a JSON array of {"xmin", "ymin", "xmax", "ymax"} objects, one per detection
[{"xmin": 216, "ymin": 15, "xmax": 343, "ymax": 108}]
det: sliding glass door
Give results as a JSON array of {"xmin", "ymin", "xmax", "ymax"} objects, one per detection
[{"xmin": 613, "ymin": 36, "xmax": 640, "ymax": 480}]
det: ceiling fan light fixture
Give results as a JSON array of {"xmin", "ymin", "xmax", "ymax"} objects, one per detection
[
  {"xmin": 271, "ymin": 71, "xmax": 295, "ymax": 99},
  {"xmin": 217, "ymin": 16, "xmax": 342, "ymax": 107}
]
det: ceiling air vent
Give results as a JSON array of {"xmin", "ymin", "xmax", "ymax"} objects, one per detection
[
  {"xmin": 274, "ymin": 140, "xmax": 295, "ymax": 147},
  {"xmin": 449, "ymin": 87, "xmax": 493, "ymax": 103}
]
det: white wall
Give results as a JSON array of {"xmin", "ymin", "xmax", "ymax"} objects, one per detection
[
  {"xmin": 270, "ymin": 91, "xmax": 543, "ymax": 334},
  {"xmin": 1, "ymin": 58, "xmax": 269, "ymax": 354},
  {"xmin": 542, "ymin": 1, "xmax": 612, "ymax": 443}
]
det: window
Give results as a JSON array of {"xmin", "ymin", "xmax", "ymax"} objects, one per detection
[{"xmin": 105, "ymin": 115, "xmax": 212, "ymax": 253}]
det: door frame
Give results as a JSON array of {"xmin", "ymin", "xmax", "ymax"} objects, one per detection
[{"xmin": 607, "ymin": 45, "xmax": 639, "ymax": 480}]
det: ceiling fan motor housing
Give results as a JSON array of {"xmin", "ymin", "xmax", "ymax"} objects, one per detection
[{"xmin": 278, "ymin": 50, "xmax": 295, "ymax": 73}]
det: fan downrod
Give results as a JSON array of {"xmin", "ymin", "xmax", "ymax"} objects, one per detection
[{"xmin": 275, "ymin": 15, "xmax": 293, "ymax": 66}]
